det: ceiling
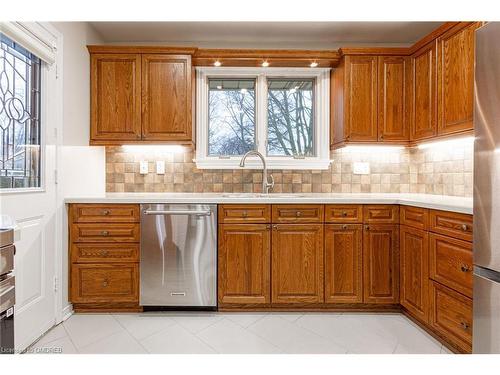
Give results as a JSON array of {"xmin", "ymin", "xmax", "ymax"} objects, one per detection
[{"xmin": 89, "ymin": 22, "xmax": 443, "ymax": 49}]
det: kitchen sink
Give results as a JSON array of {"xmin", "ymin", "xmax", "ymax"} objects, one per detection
[{"xmin": 221, "ymin": 193, "xmax": 306, "ymax": 198}]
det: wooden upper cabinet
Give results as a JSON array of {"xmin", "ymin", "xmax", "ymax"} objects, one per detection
[
  {"xmin": 436, "ymin": 22, "xmax": 479, "ymax": 136},
  {"xmin": 90, "ymin": 54, "xmax": 142, "ymax": 144},
  {"xmin": 378, "ymin": 56, "xmax": 409, "ymax": 142},
  {"xmin": 344, "ymin": 56, "xmax": 378, "ymax": 142},
  {"xmin": 141, "ymin": 54, "xmax": 192, "ymax": 142},
  {"xmin": 218, "ymin": 224, "xmax": 271, "ymax": 305},
  {"xmin": 400, "ymin": 225, "xmax": 429, "ymax": 323},
  {"xmin": 363, "ymin": 224, "xmax": 400, "ymax": 304},
  {"xmin": 271, "ymin": 224, "xmax": 324, "ymax": 304},
  {"xmin": 410, "ymin": 41, "xmax": 437, "ymax": 141},
  {"xmin": 325, "ymin": 224, "xmax": 363, "ymax": 303}
]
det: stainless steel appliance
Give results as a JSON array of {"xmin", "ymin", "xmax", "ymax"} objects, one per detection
[
  {"xmin": 0, "ymin": 228, "xmax": 15, "ymax": 354},
  {"xmin": 473, "ymin": 21, "xmax": 500, "ymax": 353},
  {"xmin": 140, "ymin": 204, "xmax": 217, "ymax": 308}
]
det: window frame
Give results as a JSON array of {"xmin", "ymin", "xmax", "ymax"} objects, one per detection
[{"xmin": 195, "ymin": 66, "xmax": 331, "ymax": 170}]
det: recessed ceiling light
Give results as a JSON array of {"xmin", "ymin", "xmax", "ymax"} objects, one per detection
[
  {"xmin": 262, "ymin": 61, "xmax": 269, "ymax": 67},
  {"xmin": 214, "ymin": 60, "xmax": 221, "ymax": 67},
  {"xmin": 310, "ymin": 62, "xmax": 318, "ymax": 67}
]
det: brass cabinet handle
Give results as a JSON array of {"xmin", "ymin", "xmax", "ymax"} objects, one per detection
[
  {"xmin": 461, "ymin": 224, "xmax": 468, "ymax": 231},
  {"xmin": 365, "ymin": 225, "xmax": 370, "ymax": 231},
  {"xmin": 272, "ymin": 225, "xmax": 278, "ymax": 230},
  {"xmin": 342, "ymin": 224, "xmax": 348, "ymax": 230},
  {"xmin": 296, "ymin": 211, "xmax": 302, "ymax": 217},
  {"xmin": 101, "ymin": 231, "xmax": 109, "ymax": 236},
  {"xmin": 460, "ymin": 264, "xmax": 471, "ymax": 273},
  {"xmin": 380, "ymin": 134, "xmax": 384, "ymax": 140},
  {"xmin": 342, "ymin": 211, "xmax": 348, "ymax": 217},
  {"xmin": 102, "ymin": 278, "xmax": 109, "ymax": 287},
  {"xmin": 266, "ymin": 225, "xmax": 271, "ymax": 230},
  {"xmin": 102, "ymin": 209, "xmax": 110, "ymax": 216},
  {"xmin": 242, "ymin": 210, "xmax": 248, "ymax": 218},
  {"xmin": 460, "ymin": 321, "xmax": 470, "ymax": 330}
]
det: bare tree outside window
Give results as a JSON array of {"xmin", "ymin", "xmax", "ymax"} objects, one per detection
[
  {"xmin": 267, "ymin": 79, "xmax": 314, "ymax": 157},
  {"xmin": 208, "ymin": 79, "xmax": 256, "ymax": 156}
]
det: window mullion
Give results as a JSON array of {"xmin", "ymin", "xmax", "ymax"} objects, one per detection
[{"xmin": 256, "ymin": 73, "xmax": 267, "ymax": 155}]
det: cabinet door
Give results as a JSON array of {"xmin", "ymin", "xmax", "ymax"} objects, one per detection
[
  {"xmin": 90, "ymin": 54, "xmax": 142, "ymax": 143},
  {"xmin": 410, "ymin": 42, "xmax": 437, "ymax": 141},
  {"xmin": 437, "ymin": 23, "xmax": 479, "ymax": 136},
  {"xmin": 363, "ymin": 224, "xmax": 400, "ymax": 304},
  {"xmin": 377, "ymin": 56, "xmax": 409, "ymax": 142},
  {"xmin": 272, "ymin": 224, "xmax": 324, "ymax": 304},
  {"xmin": 325, "ymin": 224, "xmax": 363, "ymax": 303},
  {"xmin": 400, "ymin": 225, "xmax": 429, "ymax": 322},
  {"xmin": 344, "ymin": 56, "xmax": 378, "ymax": 142},
  {"xmin": 218, "ymin": 224, "xmax": 270, "ymax": 305},
  {"xmin": 142, "ymin": 54, "xmax": 192, "ymax": 142}
]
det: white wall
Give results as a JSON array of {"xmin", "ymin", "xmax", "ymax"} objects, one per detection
[{"xmin": 52, "ymin": 22, "xmax": 106, "ymax": 315}]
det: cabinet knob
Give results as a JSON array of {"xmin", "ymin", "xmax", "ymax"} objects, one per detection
[
  {"xmin": 296, "ymin": 211, "xmax": 302, "ymax": 217},
  {"xmin": 272, "ymin": 225, "xmax": 278, "ymax": 230},
  {"xmin": 460, "ymin": 264, "xmax": 471, "ymax": 273},
  {"xmin": 101, "ymin": 230, "xmax": 109, "ymax": 236},
  {"xmin": 461, "ymin": 224, "xmax": 468, "ymax": 231},
  {"xmin": 342, "ymin": 224, "xmax": 348, "ymax": 230},
  {"xmin": 365, "ymin": 225, "xmax": 370, "ymax": 231},
  {"xmin": 380, "ymin": 134, "xmax": 384, "ymax": 140},
  {"xmin": 102, "ymin": 278, "xmax": 109, "ymax": 287},
  {"xmin": 342, "ymin": 211, "xmax": 348, "ymax": 217},
  {"xmin": 102, "ymin": 209, "xmax": 110, "ymax": 216},
  {"xmin": 266, "ymin": 225, "xmax": 271, "ymax": 230},
  {"xmin": 460, "ymin": 321, "xmax": 470, "ymax": 330},
  {"xmin": 242, "ymin": 210, "xmax": 248, "ymax": 217}
]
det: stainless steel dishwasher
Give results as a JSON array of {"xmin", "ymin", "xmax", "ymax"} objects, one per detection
[{"xmin": 140, "ymin": 204, "xmax": 217, "ymax": 309}]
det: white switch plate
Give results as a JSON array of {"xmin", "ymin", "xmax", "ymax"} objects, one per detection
[
  {"xmin": 139, "ymin": 161, "xmax": 148, "ymax": 175},
  {"xmin": 353, "ymin": 162, "xmax": 370, "ymax": 175},
  {"xmin": 156, "ymin": 160, "xmax": 165, "ymax": 174}
]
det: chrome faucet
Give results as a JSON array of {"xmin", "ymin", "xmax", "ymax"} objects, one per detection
[{"xmin": 239, "ymin": 150, "xmax": 274, "ymax": 194}]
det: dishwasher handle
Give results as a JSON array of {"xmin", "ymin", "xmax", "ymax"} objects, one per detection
[{"xmin": 143, "ymin": 209, "xmax": 212, "ymax": 216}]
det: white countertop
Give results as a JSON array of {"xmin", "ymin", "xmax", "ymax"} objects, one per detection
[{"xmin": 64, "ymin": 193, "xmax": 473, "ymax": 214}]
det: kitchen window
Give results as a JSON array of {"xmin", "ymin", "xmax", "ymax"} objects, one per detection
[
  {"xmin": 0, "ymin": 33, "xmax": 41, "ymax": 189},
  {"xmin": 195, "ymin": 67, "xmax": 330, "ymax": 169}
]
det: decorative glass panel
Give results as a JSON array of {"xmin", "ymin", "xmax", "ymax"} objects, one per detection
[
  {"xmin": 208, "ymin": 78, "xmax": 256, "ymax": 156},
  {"xmin": 0, "ymin": 33, "xmax": 41, "ymax": 189},
  {"xmin": 267, "ymin": 78, "xmax": 314, "ymax": 157}
]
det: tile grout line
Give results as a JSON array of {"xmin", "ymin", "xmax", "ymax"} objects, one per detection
[{"xmin": 61, "ymin": 319, "xmax": 80, "ymax": 354}]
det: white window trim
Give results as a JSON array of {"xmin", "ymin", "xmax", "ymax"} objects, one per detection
[{"xmin": 195, "ymin": 66, "xmax": 331, "ymax": 170}]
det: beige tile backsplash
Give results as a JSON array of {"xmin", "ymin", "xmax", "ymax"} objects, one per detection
[{"xmin": 105, "ymin": 141, "xmax": 473, "ymax": 197}]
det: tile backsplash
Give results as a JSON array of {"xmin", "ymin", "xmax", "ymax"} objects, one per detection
[{"xmin": 105, "ymin": 140, "xmax": 473, "ymax": 197}]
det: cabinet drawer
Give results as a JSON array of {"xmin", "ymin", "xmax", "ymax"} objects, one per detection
[
  {"xmin": 363, "ymin": 205, "xmax": 399, "ymax": 224},
  {"xmin": 429, "ymin": 280, "xmax": 472, "ymax": 353},
  {"xmin": 71, "ymin": 243, "xmax": 139, "ymax": 263},
  {"xmin": 429, "ymin": 233, "xmax": 473, "ymax": 297},
  {"xmin": 400, "ymin": 206, "xmax": 429, "ymax": 230},
  {"xmin": 272, "ymin": 205, "xmax": 324, "ymax": 223},
  {"xmin": 70, "ymin": 204, "xmax": 139, "ymax": 223},
  {"xmin": 71, "ymin": 223, "xmax": 140, "ymax": 242},
  {"xmin": 429, "ymin": 209, "xmax": 473, "ymax": 242},
  {"xmin": 70, "ymin": 263, "xmax": 139, "ymax": 303},
  {"xmin": 218, "ymin": 205, "xmax": 270, "ymax": 224},
  {"xmin": 325, "ymin": 205, "xmax": 363, "ymax": 223}
]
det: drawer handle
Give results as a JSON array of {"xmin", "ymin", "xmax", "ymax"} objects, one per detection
[
  {"xmin": 101, "ymin": 231, "xmax": 109, "ymax": 236},
  {"xmin": 102, "ymin": 209, "xmax": 110, "ymax": 216},
  {"xmin": 242, "ymin": 210, "xmax": 248, "ymax": 218},
  {"xmin": 461, "ymin": 224, "xmax": 468, "ymax": 231},
  {"xmin": 296, "ymin": 211, "xmax": 302, "ymax": 217},
  {"xmin": 342, "ymin": 211, "xmax": 348, "ymax": 217},
  {"xmin": 365, "ymin": 225, "xmax": 370, "ymax": 231},
  {"xmin": 272, "ymin": 225, "xmax": 278, "ymax": 230},
  {"xmin": 460, "ymin": 321, "xmax": 470, "ymax": 330},
  {"xmin": 102, "ymin": 278, "xmax": 109, "ymax": 287},
  {"xmin": 342, "ymin": 224, "xmax": 348, "ymax": 230},
  {"xmin": 460, "ymin": 264, "xmax": 471, "ymax": 273}
]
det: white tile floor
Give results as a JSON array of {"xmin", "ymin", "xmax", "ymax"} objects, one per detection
[{"xmin": 27, "ymin": 312, "xmax": 454, "ymax": 354}]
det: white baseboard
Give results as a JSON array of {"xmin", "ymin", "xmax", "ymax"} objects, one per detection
[{"xmin": 61, "ymin": 304, "xmax": 73, "ymax": 321}]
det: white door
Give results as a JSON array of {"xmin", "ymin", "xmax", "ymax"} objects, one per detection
[{"xmin": 0, "ymin": 25, "xmax": 60, "ymax": 351}]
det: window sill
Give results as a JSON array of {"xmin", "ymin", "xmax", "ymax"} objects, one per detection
[{"xmin": 194, "ymin": 158, "xmax": 331, "ymax": 170}]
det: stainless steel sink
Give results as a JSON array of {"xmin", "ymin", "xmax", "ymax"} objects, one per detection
[{"xmin": 221, "ymin": 193, "xmax": 306, "ymax": 198}]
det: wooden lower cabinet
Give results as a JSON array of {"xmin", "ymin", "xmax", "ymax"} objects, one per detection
[
  {"xmin": 429, "ymin": 280, "xmax": 472, "ymax": 353},
  {"xmin": 400, "ymin": 225, "xmax": 429, "ymax": 322},
  {"xmin": 324, "ymin": 224, "xmax": 363, "ymax": 303},
  {"xmin": 363, "ymin": 224, "xmax": 400, "ymax": 304},
  {"xmin": 272, "ymin": 224, "xmax": 324, "ymax": 304},
  {"xmin": 218, "ymin": 224, "xmax": 271, "ymax": 305}
]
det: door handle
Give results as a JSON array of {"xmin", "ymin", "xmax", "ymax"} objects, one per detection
[{"xmin": 143, "ymin": 210, "xmax": 211, "ymax": 216}]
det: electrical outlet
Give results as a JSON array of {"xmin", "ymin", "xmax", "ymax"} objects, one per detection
[
  {"xmin": 353, "ymin": 162, "xmax": 370, "ymax": 175},
  {"xmin": 156, "ymin": 160, "xmax": 165, "ymax": 174},
  {"xmin": 139, "ymin": 160, "xmax": 148, "ymax": 175}
]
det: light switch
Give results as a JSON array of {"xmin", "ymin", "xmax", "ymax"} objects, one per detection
[
  {"xmin": 353, "ymin": 162, "xmax": 370, "ymax": 175},
  {"xmin": 156, "ymin": 160, "xmax": 165, "ymax": 174},
  {"xmin": 139, "ymin": 161, "xmax": 148, "ymax": 175}
]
